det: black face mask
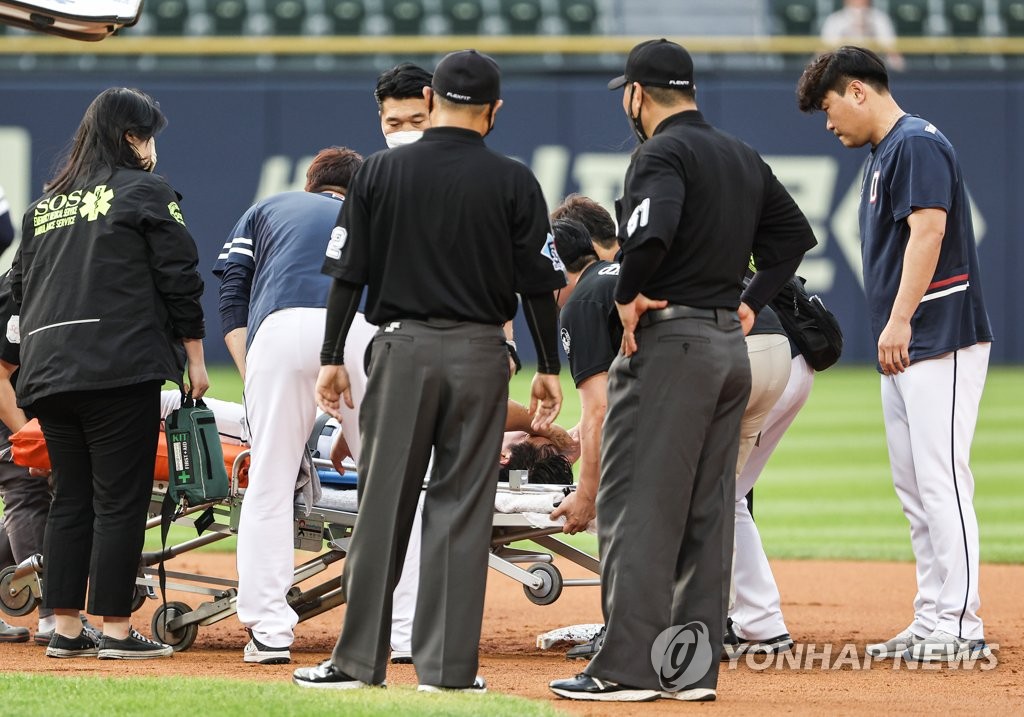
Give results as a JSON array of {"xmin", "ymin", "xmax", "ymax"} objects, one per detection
[{"xmin": 628, "ymin": 84, "xmax": 647, "ymax": 144}]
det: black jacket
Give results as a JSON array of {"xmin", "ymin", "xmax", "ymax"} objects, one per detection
[{"xmin": 12, "ymin": 168, "xmax": 205, "ymax": 406}]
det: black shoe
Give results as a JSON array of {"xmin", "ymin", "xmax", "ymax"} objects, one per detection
[
  {"xmin": 0, "ymin": 618, "xmax": 30, "ymax": 643},
  {"xmin": 549, "ymin": 673, "xmax": 660, "ymax": 702},
  {"xmin": 293, "ymin": 660, "xmax": 380, "ymax": 690},
  {"xmin": 721, "ymin": 617, "xmax": 741, "ymax": 660},
  {"xmin": 418, "ymin": 676, "xmax": 487, "ymax": 694},
  {"xmin": 98, "ymin": 628, "xmax": 173, "ymax": 660},
  {"xmin": 723, "ymin": 629, "xmax": 794, "ymax": 660},
  {"xmin": 566, "ymin": 626, "xmax": 605, "ymax": 661},
  {"xmin": 45, "ymin": 629, "xmax": 99, "ymax": 658},
  {"xmin": 244, "ymin": 637, "xmax": 291, "ymax": 664},
  {"xmin": 35, "ymin": 615, "xmax": 101, "ymax": 647}
]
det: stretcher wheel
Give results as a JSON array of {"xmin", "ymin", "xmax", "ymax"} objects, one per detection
[
  {"xmin": 0, "ymin": 565, "xmax": 38, "ymax": 617},
  {"xmin": 130, "ymin": 584, "xmax": 148, "ymax": 613},
  {"xmin": 523, "ymin": 563, "xmax": 562, "ymax": 606},
  {"xmin": 151, "ymin": 601, "xmax": 198, "ymax": 652}
]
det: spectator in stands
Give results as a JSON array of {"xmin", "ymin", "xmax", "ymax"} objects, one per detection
[{"xmin": 820, "ymin": 0, "xmax": 905, "ymax": 71}]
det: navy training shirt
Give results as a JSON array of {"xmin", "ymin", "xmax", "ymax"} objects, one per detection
[
  {"xmin": 214, "ymin": 191, "xmax": 342, "ymax": 348},
  {"xmin": 859, "ymin": 115, "xmax": 993, "ymax": 367}
]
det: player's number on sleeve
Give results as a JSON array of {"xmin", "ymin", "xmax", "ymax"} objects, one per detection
[{"xmin": 626, "ymin": 197, "xmax": 650, "ymax": 237}]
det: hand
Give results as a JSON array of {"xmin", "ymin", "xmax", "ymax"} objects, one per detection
[
  {"xmin": 550, "ymin": 488, "xmax": 596, "ymax": 535},
  {"xmin": 316, "ymin": 365, "xmax": 353, "ymax": 420},
  {"xmin": 615, "ymin": 293, "xmax": 668, "ymax": 357},
  {"xmin": 529, "ymin": 373, "xmax": 562, "ymax": 433},
  {"xmin": 738, "ymin": 301, "xmax": 756, "ymax": 336},
  {"xmin": 542, "ymin": 423, "xmax": 580, "ymax": 463},
  {"xmin": 185, "ymin": 362, "xmax": 209, "ymax": 399},
  {"xmin": 29, "ymin": 467, "xmax": 51, "ymax": 479},
  {"xmin": 877, "ymin": 317, "xmax": 912, "ymax": 375}
]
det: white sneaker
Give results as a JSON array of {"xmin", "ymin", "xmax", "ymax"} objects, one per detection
[
  {"xmin": 661, "ymin": 688, "xmax": 717, "ymax": 701},
  {"xmin": 904, "ymin": 630, "xmax": 991, "ymax": 663},
  {"xmin": 866, "ymin": 627, "xmax": 926, "ymax": 658}
]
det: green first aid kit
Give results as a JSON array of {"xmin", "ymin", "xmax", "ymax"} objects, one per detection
[{"xmin": 165, "ymin": 396, "xmax": 230, "ymax": 507}]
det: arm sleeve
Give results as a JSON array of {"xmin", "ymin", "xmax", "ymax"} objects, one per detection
[
  {"xmin": 614, "ymin": 240, "xmax": 666, "ymax": 304},
  {"xmin": 217, "ymin": 261, "xmax": 253, "ymax": 336},
  {"xmin": 138, "ymin": 181, "xmax": 206, "ymax": 339},
  {"xmin": 320, "ymin": 278, "xmax": 363, "ymax": 366},
  {"xmin": 511, "ymin": 171, "xmax": 567, "ymax": 295},
  {"xmin": 521, "ymin": 291, "xmax": 561, "ymax": 375},
  {"xmin": 0, "ymin": 187, "xmax": 13, "ymax": 253},
  {"xmin": 740, "ymin": 256, "xmax": 803, "ymax": 313},
  {"xmin": 751, "ymin": 165, "xmax": 818, "ymax": 270},
  {"xmin": 618, "ymin": 148, "xmax": 685, "ymax": 253},
  {"xmin": 889, "ymin": 135, "xmax": 955, "ymax": 222},
  {"xmin": 322, "ymin": 166, "xmax": 370, "ymax": 284}
]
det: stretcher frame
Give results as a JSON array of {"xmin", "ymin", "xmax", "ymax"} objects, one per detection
[{"xmin": 1, "ymin": 452, "xmax": 600, "ymax": 652}]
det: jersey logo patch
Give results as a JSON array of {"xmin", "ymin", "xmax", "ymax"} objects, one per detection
[
  {"xmin": 326, "ymin": 226, "xmax": 347, "ymax": 260},
  {"xmin": 541, "ymin": 232, "xmax": 565, "ymax": 272},
  {"xmin": 5, "ymin": 315, "xmax": 19, "ymax": 344},
  {"xmin": 597, "ymin": 263, "xmax": 621, "ymax": 276},
  {"xmin": 560, "ymin": 327, "xmax": 571, "ymax": 357},
  {"xmin": 626, "ymin": 198, "xmax": 651, "ymax": 237},
  {"xmin": 869, "ymin": 170, "xmax": 880, "ymax": 205},
  {"xmin": 925, "ymin": 123, "xmax": 938, "ymax": 134}
]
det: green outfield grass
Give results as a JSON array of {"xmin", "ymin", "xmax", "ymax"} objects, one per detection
[{"xmin": 0, "ymin": 674, "xmax": 557, "ymax": 717}]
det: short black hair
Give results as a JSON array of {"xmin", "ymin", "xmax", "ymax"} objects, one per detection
[
  {"xmin": 551, "ymin": 194, "xmax": 617, "ymax": 252},
  {"xmin": 796, "ymin": 46, "xmax": 890, "ymax": 113},
  {"xmin": 644, "ymin": 84, "xmax": 696, "ymax": 106},
  {"xmin": 501, "ymin": 440, "xmax": 574, "ymax": 486},
  {"xmin": 374, "ymin": 63, "xmax": 433, "ymax": 107}
]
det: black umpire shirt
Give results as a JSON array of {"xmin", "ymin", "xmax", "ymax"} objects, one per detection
[
  {"xmin": 560, "ymin": 260, "xmax": 622, "ymax": 387},
  {"xmin": 616, "ymin": 111, "xmax": 816, "ymax": 308},
  {"xmin": 323, "ymin": 126, "xmax": 566, "ymax": 326}
]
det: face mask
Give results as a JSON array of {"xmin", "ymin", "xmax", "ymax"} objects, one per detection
[
  {"xmin": 385, "ymin": 130, "xmax": 423, "ymax": 149},
  {"xmin": 628, "ymin": 85, "xmax": 648, "ymax": 144}
]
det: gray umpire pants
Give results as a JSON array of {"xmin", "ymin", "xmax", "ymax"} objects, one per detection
[
  {"xmin": 0, "ymin": 457, "xmax": 53, "ymax": 618},
  {"xmin": 330, "ymin": 318, "xmax": 508, "ymax": 687},
  {"xmin": 587, "ymin": 308, "xmax": 751, "ymax": 692}
]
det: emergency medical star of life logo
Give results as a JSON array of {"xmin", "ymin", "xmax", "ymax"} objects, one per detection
[
  {"xmin": 651, "ymin": 621, "xmax": 714, "ymax": 692},
  {"xmin": 79, "ymin": 185, "xmax": 114, "ymax": 222}
]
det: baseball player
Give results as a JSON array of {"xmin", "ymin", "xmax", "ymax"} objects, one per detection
[
  {"xmin": 798, "ymin": 47, "xmax": 994, "ymax": 662},
  {"xmin": 215, "ymin": 146, "xmax": 364, "ymax": 664}
]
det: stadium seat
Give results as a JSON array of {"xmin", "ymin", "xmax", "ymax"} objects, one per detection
[
  {"xmin": 267, "ymin": 0, "xmax": 307, "ymax": 34},
  {"xmin": 500, "ymin": 0, "xmax": 543, "ymax": 34},
  {"xmin": 440, "ymin": 0, "xmax": 483, "ymax": 34},
  {"xmin": 770, "ymin": 0, "xmax": 817, "ymax": 35},
  {"xmin": 323, "ymin": 0, "xmax": 366, "ymax": 34},
  {"xmin": 382, "ymin": 0, "xmax": 425, "ymax": 34},
  {"xmin": 1001, "ymin": 0, "xmax": 1024, "ymax": 35},
  {"xmin": 944, "ymin": 0, "xmax": 983, "ymax": 35},
  {"xmin": 557, "ymin": 0, "xmax": 598, "ymax": 34},
  {"xmin": 888, "ymin": 0, "xmax": 930, "ymax": 36},
  {"xmin": 148, "ymin": 0, "xmax": 189, "ymax": 35},
  {"xmin": 201, "ymin": 0, "xmax": 248, "ymax": 34}
]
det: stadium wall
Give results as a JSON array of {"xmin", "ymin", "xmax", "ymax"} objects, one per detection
[{"xmin": 1, "ymin": 71, "xmax": 1020, "ymax": 365}]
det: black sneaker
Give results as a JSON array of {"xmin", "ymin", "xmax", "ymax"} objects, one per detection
[
  {"xmin": 566, "ymin": 626, "xmax": 605, "ymax": 660},
  {"xmin": 389, "ymin": 650, "xmax": 413, "ymax": 665},
  {"xmin": 45, "ymin": 629, "xmax": 99, "ymax": 658},
  {"xmin": 243, "ymin": 637, "xmax": 291, "ymax": 664},
  {"xmin": 97, "ymin": 628, "xmax": 173, "ymax": 660},
  {"xmin": 721, "ymin": 617, "xmax": 741, "ymax": 660},
  {"xmin": 418, "ymin": 676, "xmax": 487, "ymax": 694},
  {"xmin": 36, "ymin": 615, "xmax": 101, "ymax": 647},
  {"xmin": 293, "ymin": 660, "xmax": 381, "ymax": 690},
  {"xmin": 549, "ymin": 673, "xmax": 660, "ymax": 702}
]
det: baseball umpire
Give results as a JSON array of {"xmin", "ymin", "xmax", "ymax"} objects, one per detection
[
  {"xmin": 293, "ymin": 49, "xmax": 565, "ymax": 693},
  {"xmin": 551, "ymin": 39, "xmax": 816, "ymax": 702}
]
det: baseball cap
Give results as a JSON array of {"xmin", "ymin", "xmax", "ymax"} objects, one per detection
[
  {"xmin": 608, "ymin": 38, "xmax": 694, "ymax": 91},
  {"xmin": 552, "ymin": 218, "xmax": 597, "ymax": 269},
  {"xmin": 432, "ymin": 49, "xmax": 501, "ymax": 105}
]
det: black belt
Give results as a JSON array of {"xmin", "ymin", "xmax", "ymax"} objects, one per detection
[{"xmin": 639, "ymin": 305, "xmax": 733, "ymax": 327}]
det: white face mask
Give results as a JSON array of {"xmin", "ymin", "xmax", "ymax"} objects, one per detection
[{"xmin": 385, "ymin": 130, "xmax": 424, "ymax": 149}]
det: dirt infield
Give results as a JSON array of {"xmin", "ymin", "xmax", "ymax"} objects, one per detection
[{"xmin": 3, "ymin": 553, "xmax": 1022, "ymax": 713}]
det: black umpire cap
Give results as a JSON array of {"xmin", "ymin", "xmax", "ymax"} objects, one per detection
[
  {"xmin": 608, "ymin": 38, "xmax": 694, "ymax": 91},
  {"xmin": 432, "ymin": 49, "xmax": 501, "ymax": 104}
]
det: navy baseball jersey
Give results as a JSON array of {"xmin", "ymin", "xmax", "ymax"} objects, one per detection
[
  {"xmin": 859, "ymin": 115, "xmax": 993, "ymax": 365},
  {"xmin": 559, "ymin": 260, "xmax": 622, "ymax": 387},
  {"xmin": 213, "ymin": 191, "xmax": 341, "ymax": 348}
]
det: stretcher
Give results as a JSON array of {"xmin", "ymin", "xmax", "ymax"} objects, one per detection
[{"xmin": 1, "ymin": 443, "xmax": 600, "ymax": 652}]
